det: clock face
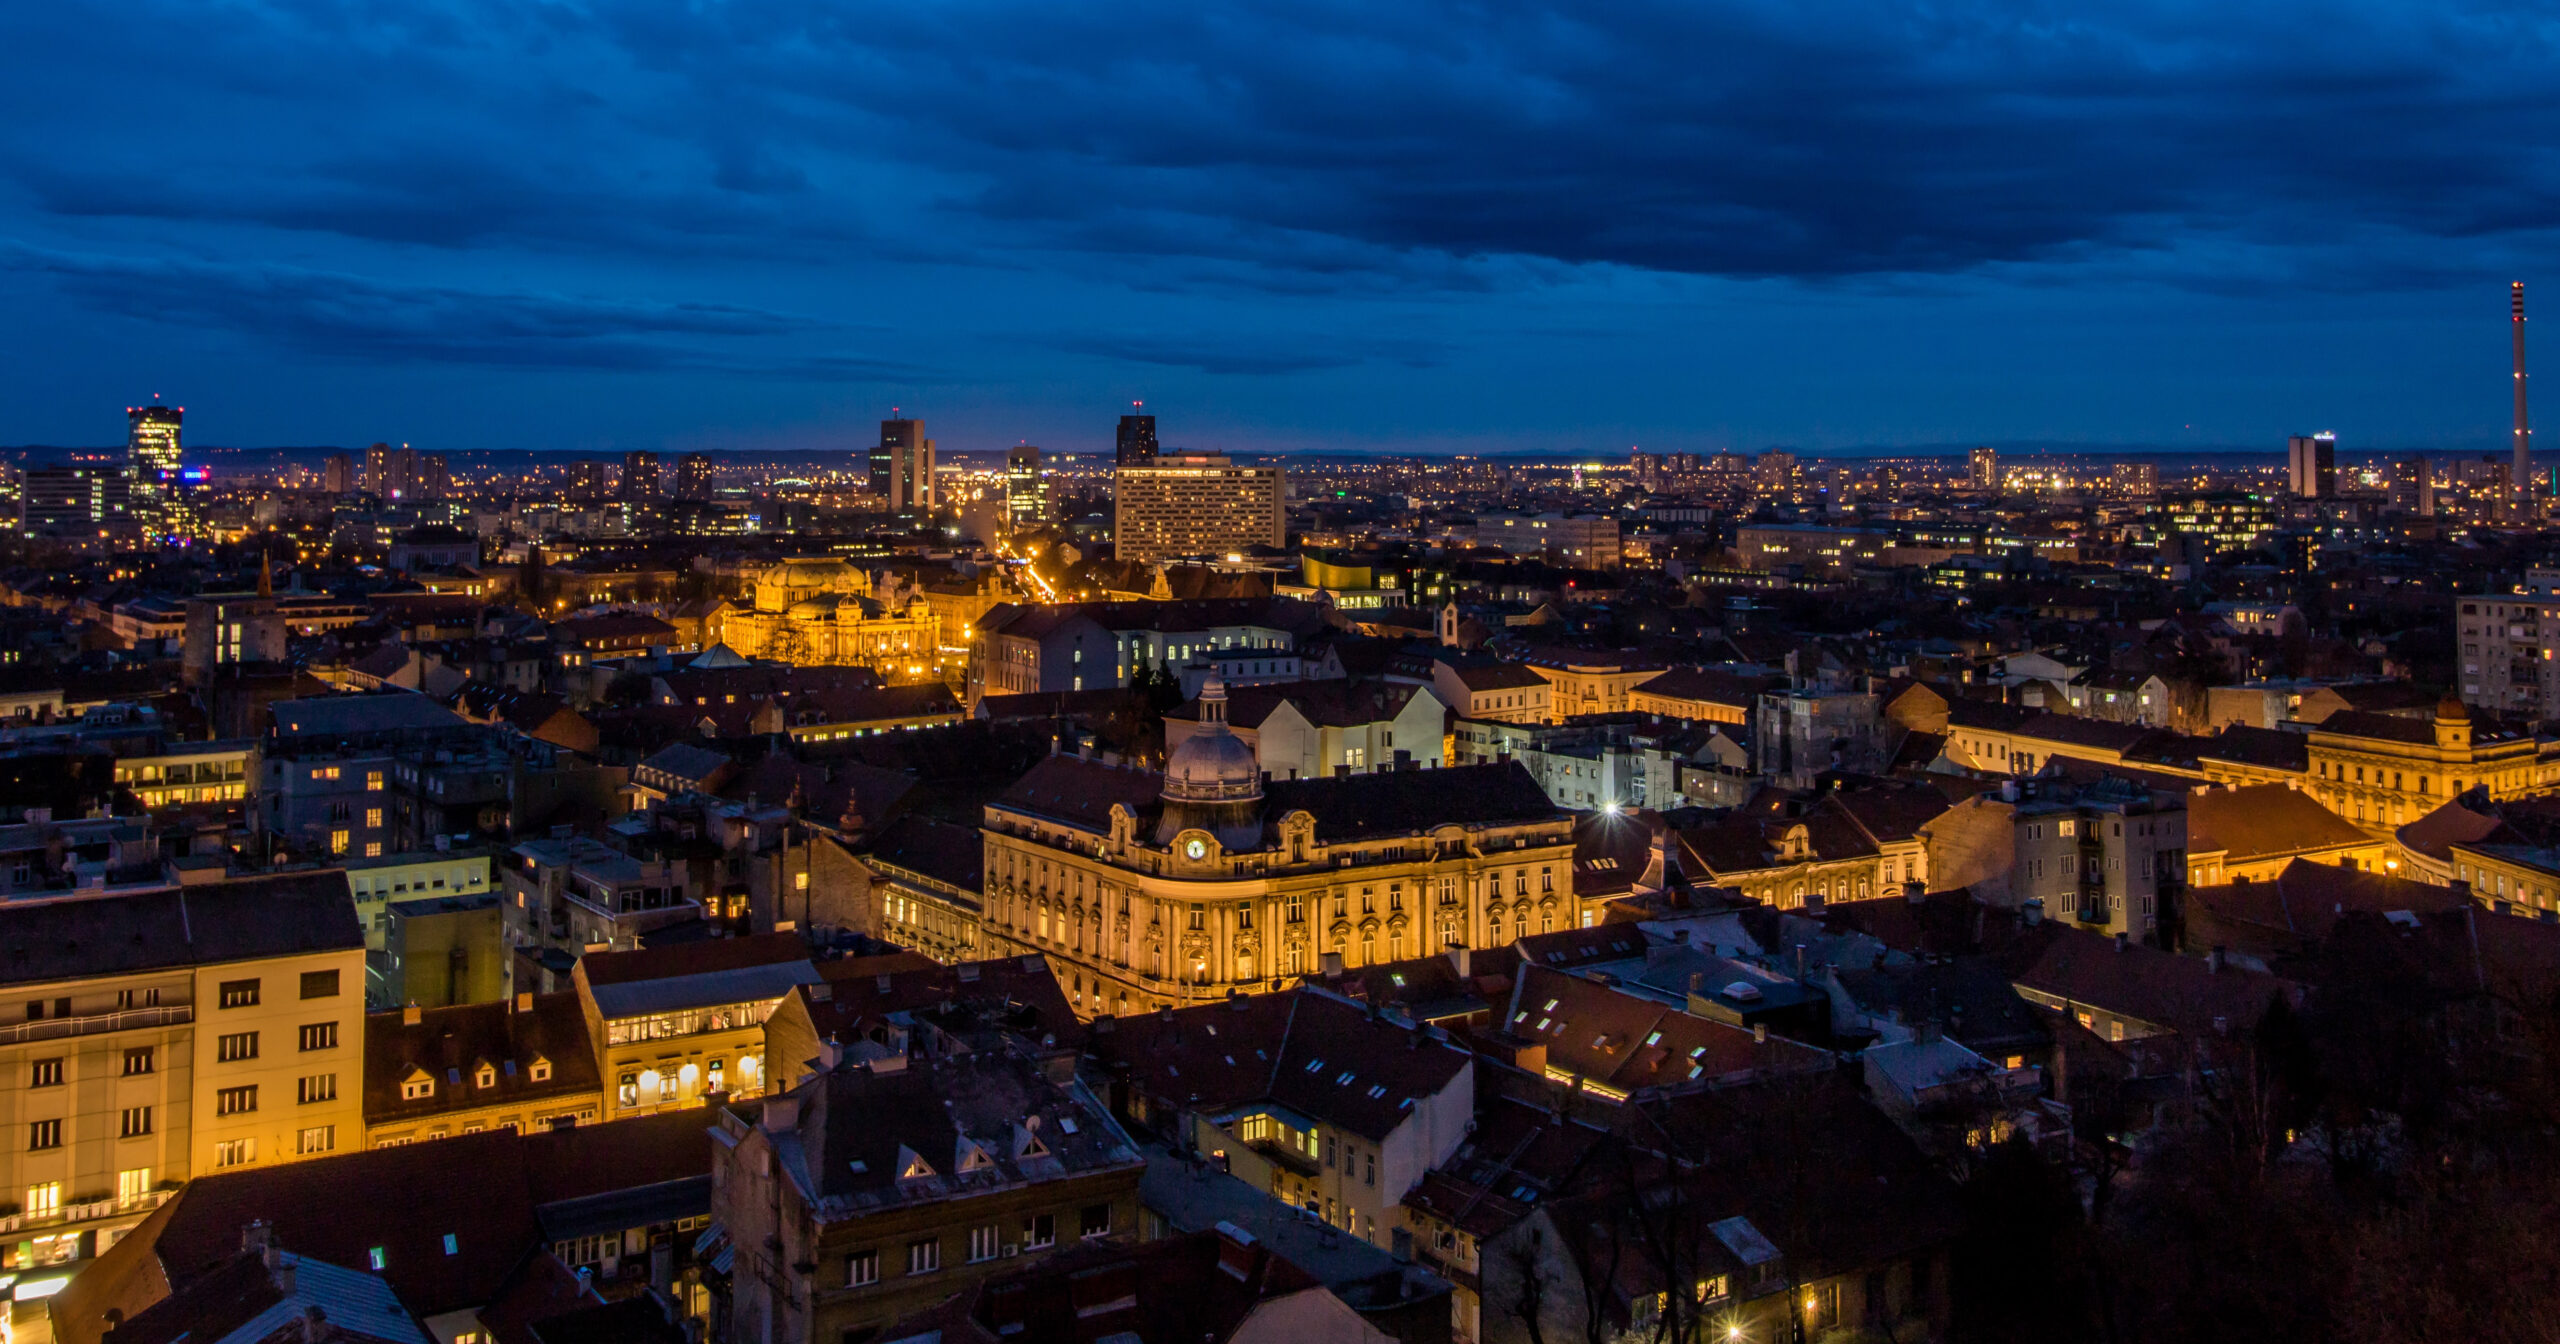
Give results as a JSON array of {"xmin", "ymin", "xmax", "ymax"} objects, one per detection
[{"xmin": 1184, "ymin": 838, "xmax": 1208, "ymax": 860}]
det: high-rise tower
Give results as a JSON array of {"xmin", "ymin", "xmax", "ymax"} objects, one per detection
[
  {"xmin": 2516, "ymin": 282, "xmax": 2533, "ymax": 507},
  {"xmin": 873, "ymin": 417, "xmax": 934, "ymax": 512},
  {"xmin": 1006, "ymin": 444, "xmax": 1047, "ymax": 529},
  {"xmin": 1116, "ymin": 404, "xmax": 1159, "ymax": 466},
  {"xmin": 2287, "ymin": 432, "xmax": 2336, "ymax": 498},
  {"xmin": 127, "ymin": 402, "xmax": 183, "ymax": 539}
]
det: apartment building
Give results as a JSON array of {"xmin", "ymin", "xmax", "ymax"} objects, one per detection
[
  {"xmin": 0, "ymin": 873, "xmax": 363, "ymax": 1281},
  {"xmin": 361, "ymin": 991, "xmax": 603, "ymax": 1147},
  {"xmin": 710, "ymin": 1037, "xmax": 1145, "ymax": 1344},
  {"xmin": 1111, "ymin": 453, "xmax": 1285, "ymax": 565},
  {"xmin": 574, "ymin": 934, "xmax": 821, "ymax": 1120},
  {"xmin": 1087, "ymin": 986, "xmax": 1474, "ymax": 1252},
  {"xmin": 1921, "ymin": 776, "xmax": 2189, "ymax": 938}
]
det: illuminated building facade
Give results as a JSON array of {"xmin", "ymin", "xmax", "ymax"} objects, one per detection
[
  {"xmin": 675, "ymin": 451, "xmax": 714, "ymax": 500},
  {"xmin": 2287, "ymin": 432, "xmax": 2336, "ymax": 498},
  {"xmin": 1112, "ymin": 452, "xmax": 1284, "ymax": 564},
  {"xmin": 979, "ymin": 683, "xmax": 1576, "ymax": 1015},
  {"xmin": 1116, "ymin": 409, "xmax": 1159, "ymax": 465},
  {"xmin": 871, "ymin": 417, "xmax": 934, "ymax": 511},
  {"xmin": 718, "ymin": 557, "xmax": 940, "ymax": 671},
  {"xmin": 127, "ymin": 404, "xmax": 188, "ymax": 541},
  {"xmin": 622, "ymin": 450, "xmax": 660, "ymax": 500},
  {"xmin": 1006, "ymin": 443, "xmax": 1046, "ymax": 529},
  {"xmin": 1969, "ymin": 444, "xmax": 1998, "ymax": 490}
]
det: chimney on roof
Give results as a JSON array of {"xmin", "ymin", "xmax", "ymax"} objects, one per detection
[
  {"xmin": 761, "ymin": 1096, "xmax": 800, "ymax": 1133},
  {"xmin": 1753, "ymin": 1023, "xmax": 1768, "ymax": 1044},
  {"xmin": 2113, "ymin": 931, "xmax": 2129, "ymax": 953},
  {"xmin": 1321, "ymin": 950, "xmax": 1345, "ymax": 976},
  {"xmin": 2207, "ymin": 946, "xmax": 2226, "ymax": 974},
  {"xmin": 2022, "ymin": 898, "xmax": 2044, "ymax": 926},
  {"xmin": 1905, "ymin": 880, "xmax": 1926, "ymax": 905},
  {"xmin": 515, "ymin": 991, "xmax": 533, "ymax": 1013},
  {"xmin": 1447, "ymin": 945, "xmax": 1471, "ymax": 978},
  {"xmin": 242, "ymin": 1220, "xmax": 272, "ymax": 1254},
  {"xmin": 401, "ymin": 1002, "xmax": 422, "ymax": 1026}
]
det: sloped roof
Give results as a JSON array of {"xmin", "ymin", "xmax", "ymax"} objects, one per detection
[
  {"xmin": 362, "ymin": 993, "xmax": 601, "ymax": 1128},
  {"xmin": 1091, "ymin": 987, "xmax": 1473, "ymax": 1143},
  {"xmin": 0, "ymin": 871, "xmax": 360, "ymax": 989},
  {"xmin": 863, "ymin": 814, "xmax": 986, "ymax": 894},
  {"xmin": 1999, "ymin": 922, "xmax": 2293, "ymax": 1035},
  {"xmin": 2196, "ymin": 726, "xmax": 2309, "ymax": 772},
  {"xmin": 2188, "ymin": 784, "xmax": 2369, "ymax": 860}
]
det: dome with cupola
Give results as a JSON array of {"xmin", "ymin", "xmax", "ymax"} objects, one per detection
[{"xmin": 1156, "ymin": 678, "xmax": 1265, "ymax": 850}]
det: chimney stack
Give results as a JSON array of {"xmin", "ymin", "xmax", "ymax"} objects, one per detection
[{"xmin": 2519, "ymin": 281, "xmax": 2535, "ymax": 508}]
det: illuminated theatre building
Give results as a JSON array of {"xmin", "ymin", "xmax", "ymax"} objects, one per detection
[
  {"xmin": 980, "ymin": 679, "xmax": 1576, "ymax": 1014},
  {"xmin": 717, "ymin": 557, "xmax": 938, "ymax": 670}
]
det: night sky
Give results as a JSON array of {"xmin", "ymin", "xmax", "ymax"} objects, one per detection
[{"xmin": 2, "ymin": 1, "xmax": 2554, "ymax": 458}]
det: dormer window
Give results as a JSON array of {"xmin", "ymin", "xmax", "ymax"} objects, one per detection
[
  {"xmin": 956, "ymin": 1137, "xmax": 995, "ymax": 1174},
  {"xmin": 400, "ymin": 1070, "xmax": 434, "ymax": 1101},
  {"xmin": 475, "ymin": 1064, "xmax": 497, "ymax": 1089},
  {"xmin": 896, "ymin": 1144, "xmax": 936, "ymax": 1180},
  {"xmin": 529, "ymin": 1057, "xmax": 552, "ymax": 1083}
]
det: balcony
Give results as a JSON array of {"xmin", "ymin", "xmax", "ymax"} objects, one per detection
[
  {"xmin": 0, "ymin": 1003, "xmax": 191, "ymax": 1046},
  {"xmin": 0, "ymin": 1185, "xmax": 171, "ymax": 1234}
]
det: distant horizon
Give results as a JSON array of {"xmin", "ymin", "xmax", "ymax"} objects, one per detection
[{"xmin": 0, "ymin": 438, "xmax": 2529, "ymax": 467}]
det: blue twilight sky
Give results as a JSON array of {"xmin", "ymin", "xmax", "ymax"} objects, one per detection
[{"xmin": 1, "ymin": 1, "xmax": 2556, "ymax": 458}]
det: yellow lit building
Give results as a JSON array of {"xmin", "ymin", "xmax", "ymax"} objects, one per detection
[
  {"xmin": 0, "ymin": 873, "xmax": 363, "ymax": 1282},
  {"xmin": 573, "ymin": 934, "xmax": 821, "ymax": 1120},
  {"xmin": 361, "ymin": 992, "xmax": 604, "ymax": 1147},
  {"xmin": 112, "ymin": 742, "xmax": 252, "ymax": 811},
  {"xmin": 2305, "ymin": 698, "xmax": 2559, "ymax": 835},
  {"xmin": 717, "ymin": 557, "xmax": 940, "ymax": 671},
  {"xmin": 1112, "ymin": 453, "xmax": 1285, "ymax": 565},
  {"xmin": 978, "ymin": 680, "xmax": 1574, "ymax": 1015}
]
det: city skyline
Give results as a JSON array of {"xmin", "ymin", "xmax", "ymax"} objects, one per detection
[{"xmin": 2, "ymin": 3, "xmax": 2556, "ymax": 456}]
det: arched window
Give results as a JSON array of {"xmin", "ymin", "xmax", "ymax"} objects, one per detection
[{"xmin": 1359, "ymin": 933, "xmax": 1375, "ymax": 965}]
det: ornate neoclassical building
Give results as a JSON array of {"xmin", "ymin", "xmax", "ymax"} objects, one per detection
[
  {"xmin": 720, "ymin": 557, "xmax": 939, "ymax": 670},
  {"xmin": 979, "ymin": 680, "xmax": 1576, "ymax": 1014}
]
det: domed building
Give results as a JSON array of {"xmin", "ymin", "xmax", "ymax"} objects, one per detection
[
  {"xmin": 979, "ymin": 712, "xmax": 1578, "ymax": 1016},
  {"xmin": 720, "ymin": 557, "xmax": 939, "ymax": 671},
  {"xmin": 1154, "ymin": 679, "xmax": 1265, "ymax": 852}
]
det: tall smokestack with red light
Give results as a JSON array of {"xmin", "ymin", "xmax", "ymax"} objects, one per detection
[{"xmin": 2516, "ymin": 281, "xmax": 2534, "ymax": 507}]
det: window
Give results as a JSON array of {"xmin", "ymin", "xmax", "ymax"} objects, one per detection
[
  {"xmin": 530, "ymin": 1058, "xmax": 552, "ymax": 1083},
  {"xmin": 365, "ymin": 808, "xmax": 383, "ymax": 829},
  {"xmin": 216, "ymin": 1085, "xmax": 259, "ymax": 1116},
  {"xmin": 121, "ymin": 1107, "xmax": 152, "ymax": 1138},
  {"xmin": 330, "ymin": 830, "xmax": 349, "ymax": 854},
  {"xmin": 1024, "ymin": 1212, "xmax": 1056, "ymax": 1249},
  {"xmin": 300, "ymin": 1022, "xmax": 338, "ymax": 1052},
  {"xmin": 367, "ymin": 770, "xmax": 383, "ymax": 791},
  {"xmin": 401, "ymin": 1073, "xmax": 434, "ymax": 1101},
  {"xmin": 969, "ymin": 1224, "xmax": 1000, "ymax": 1262},
  {"xmin": 123, "ymin": 1046, "xmax": 155, "ymax": 1076},
  {"xmin": 117, "ymin": 1168, "xmax": 153, "ymax": 1208},
  {"xmin": 1080, "ymin": 1203, "xmax": 1113, "ymax": 1238},
  {"xmin": 297, "ymin": 1126, "xmax": 335, "ymax": 1155},
  {"xmin": 617, "ymin": 1073, "xmax": 638, "ymax": 1108},
  {"xmin": 217, "ymin": 1032, "xmax": 260, "ymax": 1063},
  {"xmin": 906, "ymin": 1238, "xmax": 941, "ymax": 1274},
  {"xmin": 29, "ymin": 1058, "xmax": 61, "ymax": 1088},
  {"xmin": 846, "ymin": 1250, "xmax": 879, "ymax": 1287},
  {"xmin": 476, "ymin": 1065, "xmax": 496, "ymax": 1089},
  {"xmin": 219, "ymin": 979, "xmax": 261, "ymax": 1009},
  {"xmin": 28, "ymin": 1119, "xmax": 61, "ymax": 1150},
  {"xmin": 25, "ymin": 1183, "xmax": 59, "ymax": 1218},
  {"xmin": 298, "ymin": 1074, "xmax": 338, "ymax": 1105},
  {"xmin": 300, "ymin": 970, "xmax": 340, "ymax": 999},
  {"xmin": 217, "ymin": 1139, "xmax": 255, "ymax": 1168}
]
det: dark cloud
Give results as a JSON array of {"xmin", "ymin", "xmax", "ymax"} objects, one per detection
[
  {"xmin": 5, "ymin": 1, "xmax": 2555, "ymax": 292},
  {"xmin": 0, "ymin": 241, "xmax": 930, "ymax": 380}
]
